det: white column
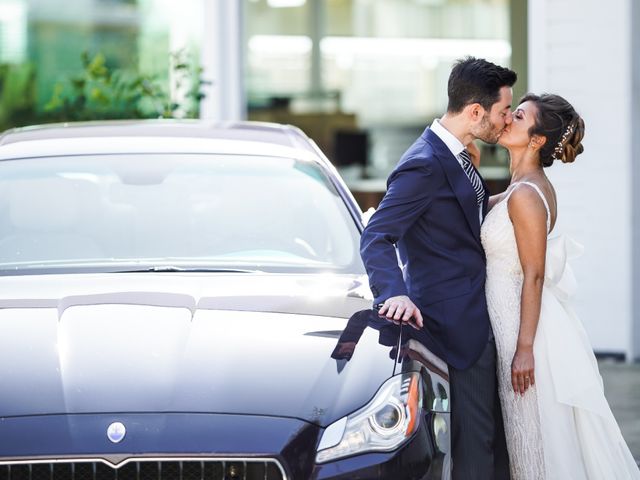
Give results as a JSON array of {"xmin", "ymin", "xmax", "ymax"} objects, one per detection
[
  {"xmin": 200, "ymin": 0, "xmax": 245, "ymax": 121},
  {"xmin": 632, "ymin": 0, "xmax": 640, "ymax": 361},
  {"xmin": 309, "ymin": 0, "xmax": 325, "ymax": 98},
  {"xmin": 529, "ymin": 0, "xmax": 634, "ymax": 359}
]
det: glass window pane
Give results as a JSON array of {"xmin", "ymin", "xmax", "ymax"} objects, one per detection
[
  {"xmin": 245, "ymin": 0, "xmax": 514, "ymax": 200},
  {"xmin": 0, "ymin": 0, "xmax": 204, "ymax": 123}
]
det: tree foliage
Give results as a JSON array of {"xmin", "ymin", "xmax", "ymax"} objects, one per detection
[{"xmin": 43, "ymin": 50, "xmax": 209, "ymax": 122}]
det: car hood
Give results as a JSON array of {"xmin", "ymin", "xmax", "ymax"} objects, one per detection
[{"xmin": 0, "ymin": 273, "xmax": 400, "ymax": 426}]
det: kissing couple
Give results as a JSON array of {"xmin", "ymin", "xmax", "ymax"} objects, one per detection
[{"xmin": 360, "ymin": 57, "xmax": 640, "ymax": 479}]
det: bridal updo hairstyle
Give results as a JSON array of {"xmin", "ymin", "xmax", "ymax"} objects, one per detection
[{"xmin": 520, "ymin": 93, "xmax": 585, "ymax": 167}]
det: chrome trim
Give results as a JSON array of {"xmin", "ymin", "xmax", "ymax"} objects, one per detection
[
  {"xmin": 0, "ymin": 456, "xmax": 288, "ymax": 479},
  {"xmin": 317, "ymin": 416, "xmax": 347, "ymax": 451}
]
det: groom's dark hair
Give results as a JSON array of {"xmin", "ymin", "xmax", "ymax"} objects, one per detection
[{"xmin": 447, "ymin": 57, "xmax": 517, "ymax": 114}]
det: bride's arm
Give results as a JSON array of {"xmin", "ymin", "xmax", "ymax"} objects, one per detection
[
  {"xmin": 466, "ymin": 140, "xmax": 481, "ymax": 169},
  {"xmin": 507, "ymin": 187, "xmax": 549, "ymax": 395}
]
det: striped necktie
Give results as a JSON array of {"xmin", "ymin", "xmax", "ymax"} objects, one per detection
[{"xmin": 459, "ymin": 149, "xmax": 485, "ymax": 207}]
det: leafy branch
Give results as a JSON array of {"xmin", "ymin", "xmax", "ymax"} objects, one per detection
[{"xmin": 44, "ymin": 50, "xmax": 210, "ymax": 121}]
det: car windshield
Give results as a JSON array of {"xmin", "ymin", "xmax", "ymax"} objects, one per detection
[{"xmin": 0, "ymin": 153, "xmax": 365, "ymax": 275}]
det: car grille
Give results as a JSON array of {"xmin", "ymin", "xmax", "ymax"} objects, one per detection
[{"xmin": 0, "ymin": 459, "xmax": 285, "ymax": 480}]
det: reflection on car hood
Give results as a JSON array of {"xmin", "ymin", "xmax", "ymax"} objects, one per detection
[{"xmin": 0, "ymin": 273, "xmax": 399, "ymax": 426}]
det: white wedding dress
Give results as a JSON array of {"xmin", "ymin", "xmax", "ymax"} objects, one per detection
[{"xmin": 481, "ymin": 181, "xmax": 640, "ymax": 480}]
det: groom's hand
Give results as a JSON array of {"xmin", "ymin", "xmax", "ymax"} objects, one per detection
[{"xmin": 377, "ymin": 295, "xmax": 424, "ymax": 329}]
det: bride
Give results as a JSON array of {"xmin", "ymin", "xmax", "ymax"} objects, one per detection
[{"xmin": 475, "ymin": 93, "xmax": 640, "ymax": 479}]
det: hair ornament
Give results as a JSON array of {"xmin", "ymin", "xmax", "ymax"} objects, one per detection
[{"xmin": 551, "ymin": 122, "xmax": 575, "ymax": 161}]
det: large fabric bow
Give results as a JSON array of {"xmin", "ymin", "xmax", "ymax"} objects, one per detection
[
  {"xmin": 544, "ymin": 234, "xmax": 584, "ymax": 303},
  {"xmin": 539, "ymin": 235, "xmax": 612, "ymax": 417}
]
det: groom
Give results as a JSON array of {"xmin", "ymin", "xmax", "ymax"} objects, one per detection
[{"xmin": 360, "ymin": 57, "xmax": 515, "ymax": 479}]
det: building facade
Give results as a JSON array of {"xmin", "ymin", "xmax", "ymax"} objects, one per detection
[{"xmin": 529, "ymin": 0, "xmax": 639, "ymax": 360}]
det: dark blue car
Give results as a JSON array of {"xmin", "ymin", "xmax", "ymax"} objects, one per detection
[{"xmin": 0, "ymin": 121, "xmax": 450, "ymax": 479}]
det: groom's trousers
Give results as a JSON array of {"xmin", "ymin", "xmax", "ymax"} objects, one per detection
[{"xmin": 448, "ymin": 336, "xmax": 511, "ymax": 480}]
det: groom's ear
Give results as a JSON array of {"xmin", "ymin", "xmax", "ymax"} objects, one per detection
[{"xmin": 465, "ymin": 103, "xmax": 485, "ymax": 123}]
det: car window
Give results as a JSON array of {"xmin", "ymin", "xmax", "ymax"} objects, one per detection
[{"xmin": 0, "ymin": 154, "xmax": 365, "ymax": 275}]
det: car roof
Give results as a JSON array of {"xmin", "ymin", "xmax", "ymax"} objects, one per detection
[{"xmin": 0, "ymin": 120, "xmax": 323, "ymax": 163}]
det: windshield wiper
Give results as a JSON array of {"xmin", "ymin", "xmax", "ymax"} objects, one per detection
[{"xmin": 113, "ymin": 266, "xmax": 262, "ymax": 273}]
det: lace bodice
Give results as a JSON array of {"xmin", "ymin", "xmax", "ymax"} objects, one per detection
[{"xmin": 481, "ymin": 181, "xmax": 551, "ymax": 278}]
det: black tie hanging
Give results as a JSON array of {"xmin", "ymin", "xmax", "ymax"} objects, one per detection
[{"xmin": 459, "ymin": 149, "xmax": 485, "ymax": 207}]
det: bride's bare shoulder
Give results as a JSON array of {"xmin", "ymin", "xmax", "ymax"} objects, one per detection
[
  {"xmin": 507, "ymin": 182, "xmax": 547, "ymax": 206},
  {"xmin": 506, "ymin": 183, "xmax": 549, "ymax": 225}
]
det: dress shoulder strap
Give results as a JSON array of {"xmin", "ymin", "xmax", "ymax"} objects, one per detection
[{"xmin": 506, "ymin": 181, "xmax": 552, "ymax": 233}]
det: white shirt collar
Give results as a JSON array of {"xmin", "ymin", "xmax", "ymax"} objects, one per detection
[{"xmin": 430, "ymin": 118, "xmax": 465, "ymax": 157}]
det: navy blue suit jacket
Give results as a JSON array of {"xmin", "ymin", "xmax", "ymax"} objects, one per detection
[{"xmin": 360, "ymin": 127, "xmax": 491, "ymax": 370}]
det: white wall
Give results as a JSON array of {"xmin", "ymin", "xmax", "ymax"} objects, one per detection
[
  {"xmin": 528, "ymin": 0, "xmax": 633, "ymax": 357},
  {"xmin": 632, "ymin": 0, "xmax": 640, "ymax": 361}
]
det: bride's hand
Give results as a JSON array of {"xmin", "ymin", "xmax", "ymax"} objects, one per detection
[
  {"xmin": 511, "ymin": 347, "xmax": 535, "ymax": 395},
  {"xmin": 466, "ymin": 140, "xmax": 481, "ymax": 168}
]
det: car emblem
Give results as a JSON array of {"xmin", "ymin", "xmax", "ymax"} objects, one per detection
[{"xmin": 107, "ymin": 422, "xmax": 126, "ymax": 444}]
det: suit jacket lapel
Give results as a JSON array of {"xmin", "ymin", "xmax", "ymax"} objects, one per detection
[{"xmin": 422, "ymin": 128, "xmax": 481, "ymax": 243}]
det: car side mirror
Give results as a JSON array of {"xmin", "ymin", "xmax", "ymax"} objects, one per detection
[{"xmin": 361, "ymin": 207, "xmax": 376, "ymax": 227}]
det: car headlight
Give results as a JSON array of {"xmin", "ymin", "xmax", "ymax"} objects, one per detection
[{"xmin": 316, "ymin": 372, "xmax": 422, "ymax": 463}]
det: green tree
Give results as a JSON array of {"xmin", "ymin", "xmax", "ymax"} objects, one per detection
[
  {"xmin": 44, "ymin": 50, "xmax": 209, "ymax": 122},
  {"xmin": 0, "ymin": 63, "xmax": 37, "ymax": 132}
]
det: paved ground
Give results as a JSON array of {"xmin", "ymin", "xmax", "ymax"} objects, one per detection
[{"xmin": 599, "ymin": 360, "xmax": 640, "ymax": 462}]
